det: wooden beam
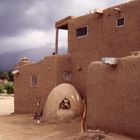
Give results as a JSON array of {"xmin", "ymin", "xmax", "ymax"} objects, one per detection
[{"xmin": 55, "ymin": 28, "xmax": 59, "ymax": 54}]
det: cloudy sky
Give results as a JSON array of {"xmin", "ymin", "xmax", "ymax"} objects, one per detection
[{"xmin": 0, "ymin": 0, "xmax": 131, "ymax": 54}]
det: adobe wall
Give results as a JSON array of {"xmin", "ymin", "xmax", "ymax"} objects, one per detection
[
  {"xmin": 14, "ymin": 55, "xmax": 71, "ymax": 113},
  {"xmin": 68, "ymin": 0, "xmax": 140, "ymax": 99},
  {"xmin": 86, "ymin": 55, "xmax": 140, "ymax": 138},
  {"xmin": 55, "ymin": 55, "xmax": 72, "ymax": 84}
]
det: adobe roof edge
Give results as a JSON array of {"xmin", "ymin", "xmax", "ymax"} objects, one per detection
[{"xmin": 55, "ymin": 16, "xmax": 76, "ymax": 29}]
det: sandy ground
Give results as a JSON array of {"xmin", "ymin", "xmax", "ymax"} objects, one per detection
[
  {"xmin": 0, "ymin": 97, "xmax": 137, "ymax": 140},
  {"xmin": 0, "ymin": 96, "xmax": 14, "ymax": 115}
]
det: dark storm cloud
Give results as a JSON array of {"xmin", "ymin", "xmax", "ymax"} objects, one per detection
[
  {"xmin": 0, "ymin": 0, "xmax": 130, "ymax": 37},
  {"xmin": 0, "ymin": 0, "xmax": 84, "ymax": 38},
  {"xmin": 0, "ymin": 0, "xmax": 47, "ymax": 37},
  {"xmin": 0, "ymin": 0, "xmax": 130, "ymax": 54},
  {"xmin": 0, "ymin": 0, "xmax": 79, "ymax": 38}
]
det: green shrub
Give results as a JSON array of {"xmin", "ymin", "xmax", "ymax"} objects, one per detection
[
  {"xmin": 4, "ymin": 82, "xmax": 14, "ymax": 94},
  {"xmin": 0, "ymin": 71, "xmax": 13, "ymax": 81},
  {"xmin": 0, "ymin": 84, "xmax": 4, "ymax": 93}
]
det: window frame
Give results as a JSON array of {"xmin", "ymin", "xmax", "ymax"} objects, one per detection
[
  {"xmin": 63, "ymin": 71, "xmax": 72, "ymax": 81},
  {"xmin": 30, "ymin": 75, "xmax": 38, "ymax": 87},
  {"xmin": 116, "ymin": 17, "xmax": 125, "ymax": 27},
  {"xmin": 75, "ymin": 26, "xmax": 88, "ymax": 38}
]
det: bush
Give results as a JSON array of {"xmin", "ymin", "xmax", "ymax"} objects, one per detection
[
  {"xmin": 0, "ymin": 71, "xmax": 13, "ymax": 81},
  {"xmin": 4, "ymin": 82, "xmax": 14, "ymax": 94},
  {"xmin": 0, "ymin": 84, "xmax": 4, "ymax": 93}
]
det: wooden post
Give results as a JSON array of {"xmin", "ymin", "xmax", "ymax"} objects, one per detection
[
  {"xmin": 55, "ymin": 28, "xmax": 59, "ymax": 54},
  {"xmin": 81, "ymin": 99, "xmax": 87, "ymax": 133}
]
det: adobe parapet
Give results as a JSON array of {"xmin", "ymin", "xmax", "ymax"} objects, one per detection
[
  {"xmin": 87, "ymin": 54, "xmax": 140, "ymax": 138},
  {"xmin": 55, "ymin": 16, "xmax": 76, "ymax": 29},
  {"xmin": 13, "ymin": 57, "xmax": 31, "ymax": 75}
]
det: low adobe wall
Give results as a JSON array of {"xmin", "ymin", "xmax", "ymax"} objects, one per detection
[
  {"xmin": 14, "ymin": 55, "xmax": 71, "ymax": 113},
  {"xmin": 87, "ymin": 55, "xmax": 140, "ymax": 138},
  {"xmin": 14, "ymin": 56, "xmax": 57, "ymax": 113}
]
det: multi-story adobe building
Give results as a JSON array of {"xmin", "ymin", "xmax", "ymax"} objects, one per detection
[{"xmin": 13, "ymin": 0, "xmax": 140, "ymax": 138}]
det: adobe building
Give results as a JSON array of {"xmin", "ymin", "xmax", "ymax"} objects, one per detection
[{"xmin": 13, "ymin": 0, "xmax": 140, "ymax": 138}]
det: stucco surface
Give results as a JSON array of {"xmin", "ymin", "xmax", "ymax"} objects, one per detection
[
  {"xmin": 13, "ymin": 1, "xmax": 140, "ymax": 138},
  {"xmin": 87, "ymin": 55, "xmax": 140, "ymax": 138},
  {"xmin": 14, "ymin": 0, "xmax": 140, "ymax": 112},
  {"xmin": 68, "ymin": 0, "xmax": 140, "ymax": 99},
  {"xmin": 14, "ymin": 55, "xmax": 71, "ymax": 113}
]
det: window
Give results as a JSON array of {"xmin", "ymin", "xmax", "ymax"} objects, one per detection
[
  {"xmin": 63, "ymin": 71, "xmax": 72, "ymax": 81},
  {"xmin": 76, "ymin": 26, "xmax": 88, "ymax": 37},
  {"xmin": 117, "ymin": 17, "xmax": 124, "ymax": 27},
  {"xmin": 30, "ymin": 75, "xmax": 37, "ymax": 87}
]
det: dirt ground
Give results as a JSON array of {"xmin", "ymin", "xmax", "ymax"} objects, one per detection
[
  {"xmin": 0, "ymin": 97, "xmax": 137, "ymax": 140},
  {"xmin": 0, "ymin": 96, "xmax": 14, "ymax": 115}
]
